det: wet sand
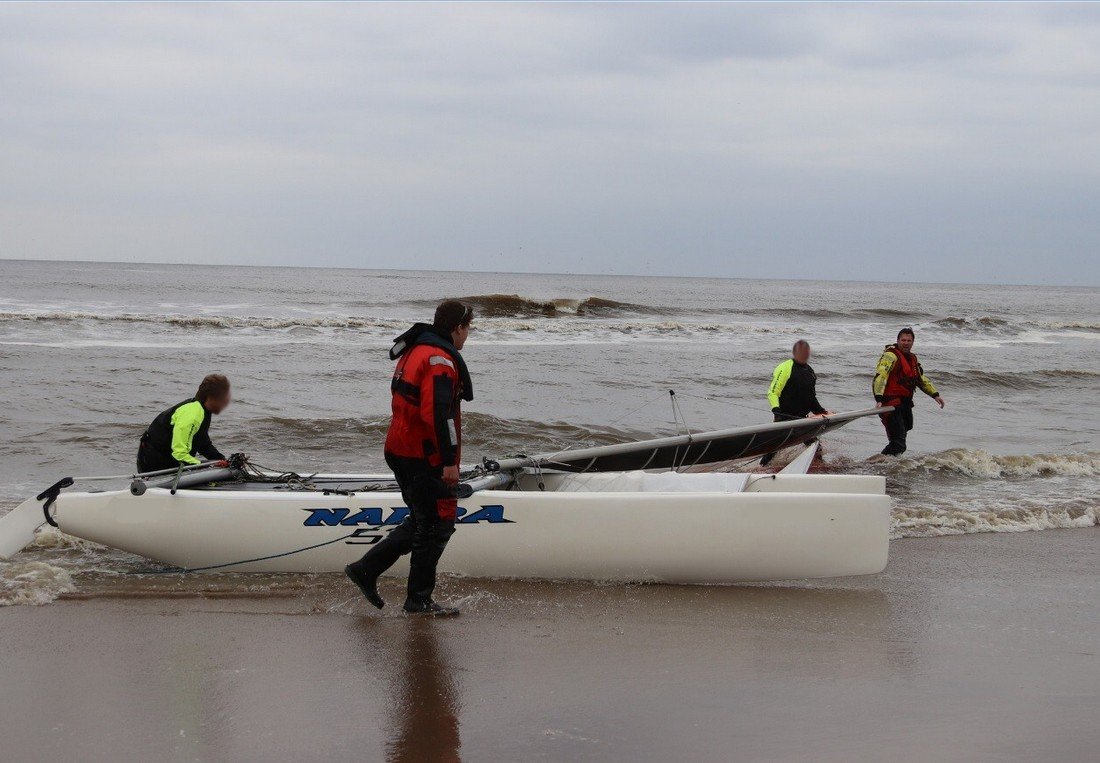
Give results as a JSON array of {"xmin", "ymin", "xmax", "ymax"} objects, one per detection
[{"xmin": 2, "ymin": 529, "xmax": 1098, "ymax": 762}]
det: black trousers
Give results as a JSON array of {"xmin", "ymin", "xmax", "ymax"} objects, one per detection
[
  {"xmin": 352, "ymin": 452, "xmax": 457, "ymax": 606},
  {"xmin": 881, "ymin": 398, "xmax": 915, "ymax": 455},
  {"xmin": 136, "ymin": 432, "xmax": 177, "ymax": 473}
]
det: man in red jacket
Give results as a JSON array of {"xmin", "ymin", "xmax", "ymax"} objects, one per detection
[
  {"xmin": 873, "ymin": 327, "xmax": 944, "ymax": 456},
  {"xmin": 346, "ymin": 300, "xmax": 474, "ymax": 616}
]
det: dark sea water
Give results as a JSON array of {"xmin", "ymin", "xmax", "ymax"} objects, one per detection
[{"xmin": 0, "ymin": 259, "xmax": 1097, "ymax": 604}]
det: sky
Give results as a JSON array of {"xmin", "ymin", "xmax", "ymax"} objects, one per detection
[{"xmin": 0, "ymin": 2, "xmax": 1098, "ymax": 286}]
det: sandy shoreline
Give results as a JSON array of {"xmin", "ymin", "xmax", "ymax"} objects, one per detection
[{"xmin": 2, "ymin": 528, "xmax": 1098, "ymax": 762}]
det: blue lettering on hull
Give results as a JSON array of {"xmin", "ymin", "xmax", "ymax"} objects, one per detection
[{"xmin": 303, "ymin": 505, "xmax": 512, "ymax": 527}]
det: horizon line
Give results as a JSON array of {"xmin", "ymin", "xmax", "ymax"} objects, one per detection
[{"xmin": 0, "ymin": 256, "xmax": 1095, "ymax": 291}]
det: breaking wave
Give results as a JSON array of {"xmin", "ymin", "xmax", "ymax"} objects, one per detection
[
  {"xmin": 440, "ymin": 294, "xmax": 664, "ymax": 318},
  {"xmin": 4, "ymin": 306, "xmax": 1091, "ymax": 349},
  {"xmin": 1037, "ymin": 320, "xmax": 1100, "ymax": 333},
  {"xmin": 0, "ymin": 561, "xmax": 75, "ymax": 606},
  {"xmin": 884, "ymin": 448, "xmax": 1100, "ymax": 479},
  {"xmin": 0, "ymin": 308, "xmax": 750, "ymax": 341},
  {"xmin": 892, "ymin": 501, "xmax": 1099, "ymax": 538},
  {"xmin": 482, "ymin": 318, "xmax": 745, "ymax": 337},
  {"xmin": 930, "ymin": 316, "xmax": 1012, "ymax": 331},
  {"xmin": 879, "ymin": 447, "xmax": 1100, "ymax": 537}
]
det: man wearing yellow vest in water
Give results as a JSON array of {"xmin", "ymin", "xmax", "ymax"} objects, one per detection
[
  {"xmin": 137, "ymin": 374, "xmax": 232, "ymax": 472},
  {"xmin": 873, "ymin": 328, "xmax": 944, "ymax": 456},
  {"xmin": 761, "ymin": 340, "xmax": 831, "ymax": 466}
]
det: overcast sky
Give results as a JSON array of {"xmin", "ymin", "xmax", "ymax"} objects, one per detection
[{"xmin": 1, "ymin": 3, "xmax": 1098, "ymax": 285}]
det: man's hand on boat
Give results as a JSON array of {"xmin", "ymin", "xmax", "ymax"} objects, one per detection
[{"xmin": 442, "ymin": 465, "xmax": 460, "ymax": 486}]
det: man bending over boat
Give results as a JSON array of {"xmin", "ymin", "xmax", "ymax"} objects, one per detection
[
  {"xmin": 137, "ymin": 374, "xmax": 230, "ymax": 473},
  {"xmin": 760, "ymin": 340, "xmax": 832, "ymax": 466},
  {"xmin": 346, "ymin": 300, "xmax": 474, "ymax": 616},
  {"xmin": 873, "ymin": 328, "xmax": 945, "ymax": 456}
]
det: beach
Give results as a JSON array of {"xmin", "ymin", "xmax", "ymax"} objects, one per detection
[
  {"xmin": 0, "ymin": 260, "xmax": 1097, "ymax": 760},
  {"xmin": 2, "ymin": 528, "xmax": 1097, "ymax": 761}
]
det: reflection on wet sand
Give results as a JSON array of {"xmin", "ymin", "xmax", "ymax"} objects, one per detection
[
  {"xmin": 2, "ymin": 531, "xmax": 1097, "ymax": 760},
  {"xmin": 357, "ymin": 617, "xmax": 462, "ymax": 763}
]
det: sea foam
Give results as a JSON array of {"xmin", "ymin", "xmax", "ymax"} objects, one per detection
[{"xmin": 0, "ymin": 561, "xmax": 75, "ymax": 606}]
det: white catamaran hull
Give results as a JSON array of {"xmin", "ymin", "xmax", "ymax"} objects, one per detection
[{"xmin": 46, "ymin": 472, "xmax": 890, "ymax": 583}]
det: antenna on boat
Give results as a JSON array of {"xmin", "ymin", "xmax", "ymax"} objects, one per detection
[
  {"xmin": 669, "ymin": 389, "xmax": 696, "ymax": 471},
  {"xmin": 669, "ymin": 389, "xmax": 692, "ymax": 436}
]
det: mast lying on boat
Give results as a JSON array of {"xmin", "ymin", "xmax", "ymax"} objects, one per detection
[
  {"xmin": 494, "ymin": 407, "xmax": 887, "ymax": 472},
  {"xmin": 459, "ymin": 407, "xmax": 889, "ymax": 494}
]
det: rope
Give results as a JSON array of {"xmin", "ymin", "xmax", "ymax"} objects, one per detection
[
  {"xmin": 607, "ymin": 389, "xmax": 670, "ymax": 428},
  {"xmin": 674, "ymin": 391, "xmax": 772, "ymax": 419},
  {"xmin": 144, "ymin": 531, "xmax": 360, "ymax": 574}
]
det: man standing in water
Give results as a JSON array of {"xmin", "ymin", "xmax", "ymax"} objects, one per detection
[
  {"xmin": 873, "ymin": 327, "xmax": 944, "ymax": 456},
  {"xmin": 346, "ymin": 300, "xmax": 474, "ymax": 616},
  {"xmin": 761, "ymin": 340, "xmax": 832, "ymax": 466}
]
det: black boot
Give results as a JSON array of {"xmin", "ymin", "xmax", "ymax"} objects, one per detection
[
  {"xmin": 345, "ymin": 562, "xmax": 385, "ymax": 610},
  {"xmin": 345, "ymin": 519, "xmax": 417, "ymax": 610},
  {"xmin": 403, "ymin": 598, "xmax": 460, "ymax": 617}
]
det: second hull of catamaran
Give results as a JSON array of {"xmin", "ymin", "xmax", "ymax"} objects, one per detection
[{"xmin": 44, "ymin": 471, "xmax": 889, "ymax": 583}]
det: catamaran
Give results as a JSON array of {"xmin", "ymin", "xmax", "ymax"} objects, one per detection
[{"xmin": 0, "ymin": 408, "xmax": 892, "ymax": 584}]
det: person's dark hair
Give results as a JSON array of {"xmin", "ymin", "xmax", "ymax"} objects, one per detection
[
  {"xmin": 196, "ymin": 374, "xmax": 230, "ymax": 403},
  {"xmin": 792, "ymin": 339, "xmax": 810, "ymax": 353},
  {"xmin": 434, "ymin": 300, "xmax": 474, "ymax": 335},
  {"xmin": 897, "ymin": 327, "xmax": 915, "ymax": 340}
]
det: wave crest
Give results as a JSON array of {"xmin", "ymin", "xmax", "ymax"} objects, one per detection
[
  {"xmin": 931, "ymin": 316, "xmax": 1011, "ymax": 331},
  {"xmin": 886, "ymin": 449, "xmax": 1100, "ymax": 479},
  {"xmin": 892, "ymin": 502, "xmax": 1099, "ymax": 538},
  {"xmin": 433, "ymin": 294, "xmax": 663, "ymax": 318},
  {"xmin": 0, "ymin": 561, "xmax": 75, "ymax": 606}
]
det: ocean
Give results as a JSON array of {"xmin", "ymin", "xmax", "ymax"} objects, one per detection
[
  {"xmin": 0, "ymin": 258, "xmax": 1097, "ymax": 605},
  {"xmin": 1, "ymin": 259, "xmax": 1098, "ymax": 761}
]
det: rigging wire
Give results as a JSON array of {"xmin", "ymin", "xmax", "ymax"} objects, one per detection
[
  {"xmin": 138, "ymin": 531, "xmax": 361, "ymax": 574},
  {"xmin": 607, "ymin": 389, "xmax": 671, "ymax": 428},
  {"xmin": 668, "ymin": 389, "xmax": 695, "ymax": 471},
  {"xmin": 668, "ymin": 389, "xmax": 693, "ymax": 437}
]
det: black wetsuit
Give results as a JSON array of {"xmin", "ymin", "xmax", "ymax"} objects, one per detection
[
  {"xmin": 137, "ymin": 398, "xmax": 224, "ymax": 473},
  {"xmin": 770, "ymin": 359, "xmax": 826, "ymax": 420},
  {"xmin": 761, "ymin": 359, "xmax": 826, "ymax": 465},
  {"xmin": 348, "ymin": 324, "xmax": 471, "ymax": 611}
]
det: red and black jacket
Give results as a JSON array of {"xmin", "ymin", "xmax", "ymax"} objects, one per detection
[
  {"xmin": 384, "ymin": 324, "xmax": 473, "ymax": 467},
  {"xmin": 873, "ymin": 344, "xmax": 939, "ymax": 404}
]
